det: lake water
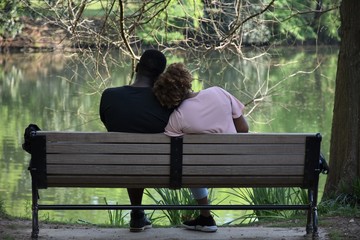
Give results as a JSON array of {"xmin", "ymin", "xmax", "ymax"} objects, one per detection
[{"xmin": 0, "ymin": 46, "xmax": 337, "ymax": 225}]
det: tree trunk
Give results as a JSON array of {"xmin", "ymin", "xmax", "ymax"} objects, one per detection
[{"xmin": 323, "ymin": 0, "xmax": 360, "ymax": 199}]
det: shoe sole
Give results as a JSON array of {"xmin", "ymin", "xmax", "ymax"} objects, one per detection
[
  {"xmin": 182, "ymin": 224, "xmax": 218, "ymax": 232},
  {"xmin": 130, "ymin": 224, "xmax": 152, "ymax": 232}
]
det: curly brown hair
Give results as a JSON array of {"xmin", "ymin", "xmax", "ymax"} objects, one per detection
[{"xmin": 153, "ymin": 63, "xmax": 193, "ymax": 109}]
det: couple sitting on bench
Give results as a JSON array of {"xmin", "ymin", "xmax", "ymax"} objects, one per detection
[{"xmin": 99, "ymin": 49, "xmax": 249, "ymax": 232}]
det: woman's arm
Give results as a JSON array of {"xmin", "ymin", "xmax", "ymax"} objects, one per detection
[{"xmin": 233, "ymin": 115, "xmax": 249, "ymax": 133}]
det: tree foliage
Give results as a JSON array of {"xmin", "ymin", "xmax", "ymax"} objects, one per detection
[
  {"xmin": 265, "ymin": 0, "xmax": 340, "ymax": 44},
  {"xmin": 0, "ymin": 0, "xmax": 24, "ymax": 38},
  {"xmin": 16, "ymin": 0, "xmax": 340, "ymax": 55}
]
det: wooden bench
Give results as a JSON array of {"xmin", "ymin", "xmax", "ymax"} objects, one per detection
[{"xmin": 26, "ymin": 130, "xmax": 324, "ymax": 239}]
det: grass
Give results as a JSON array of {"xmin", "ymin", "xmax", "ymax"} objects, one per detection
[
  {"xmin": 319, "ymin": 195, "xmax": 360, "ymax": 216},
  {"xmin": 145, "ymin": 188, "xmax": 218, "ymax": 225},
  {"xmin": 1, "ymin": 234, "xmax": 16, "ymax": 240},
  {"xmin": 327, "ymin": 230, "xmax": 343, "ymax": 240},
  {"xmin": 223, "ymin": 187, "xmax": 308, "ymax": 224},
  {"xmin": 0, "ymin": 199, "xmax": 10, "ymax": 219},
  {"xmin": 0, "ymin": 200, "xmax": 18, "ymax": 240},
  {"xmin": 318, "ymin": 199, "xmax": 360, "ymax": 240},
  {"xmin": 145, "ymin": 188, "xmax": 199, "ymax": 225},
  {"xmin": 319, "ymin": 178, "xmax": 360, "ymax": 217},
  {"xmin": 103, "ymin": 197, "xmax": 128, "ymax": 226}
]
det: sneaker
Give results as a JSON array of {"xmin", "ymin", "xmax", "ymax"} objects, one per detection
[
  {"xmin": 182, "ymin": 215, "xmax": 217, "ymax": 232},
  {"xmin": 129, "ymin": 210, "xmax": 152, "ymax": 232}
]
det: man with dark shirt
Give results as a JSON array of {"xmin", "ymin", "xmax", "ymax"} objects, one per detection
[{"xmin": 99, "ymin": 49, "xmax": 172, "ymax": 232}]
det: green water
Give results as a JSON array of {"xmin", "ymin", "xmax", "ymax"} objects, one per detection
[{"xmin": 0, "ymin": 46, "xmax": 337, "ymax": 225}]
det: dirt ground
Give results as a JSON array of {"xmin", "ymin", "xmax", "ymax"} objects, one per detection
[{"xmin": 1, "ymin": 216, "xmax": 360, "ymax": 240}]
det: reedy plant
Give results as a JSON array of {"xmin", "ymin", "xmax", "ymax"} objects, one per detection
[
  {"xmin": 104, "ymin": 197, "xmax": 128, "ymax": 226},
  {"xmin": 225, "ymin": 187, "xmax": 308, "ymax": 224},
  {"xmin": 145, "ymin": 188, "xmax": 216, "ymax": 225}
]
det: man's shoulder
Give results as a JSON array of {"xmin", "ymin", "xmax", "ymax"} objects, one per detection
[
  {"xmin": 102, "ymin": 86, "xmax": 154, "ymax": 94},
  {"xmin": 102, "ymin": 86, "xmax": 126, "ymax": 93},
  {"xmin": 101, "ymin": 86, "xmax": 134, "ymax": 97}
]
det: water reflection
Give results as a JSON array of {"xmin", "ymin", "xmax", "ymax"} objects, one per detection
[{"xmin": 0, "ymin": 47, "xmax": 337, "ymax": 225}]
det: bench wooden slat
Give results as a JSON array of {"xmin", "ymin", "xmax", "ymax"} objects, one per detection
[
  {"xmin": 184, "ymin": 155, "xmax": 304, "ymax": 165},
  {"xmin": 37, "ymin": 131, "xmax": 314, "ymax": 144},
  {"xmin": 47, "ymin": 165, "xmax": 304, "ymax": 176},
  {"xmin": 183, "ymin": 133, "xmax": 310, "ymax": 144},
  {"xmin": 46, "ymin": 154, "xmax": 170, "ymax": 165},
  {"xmin": 183, "ymin": 166, "xmax": 304, "ymax": 175},
  {"xmin": 46, "ymin": 176, "xmax": 305, "ymax": 188},
  {"xmin": 183, "ymin": 143, "xmax": 305, "ymax": 154},
  {"xmin": 47, "ymin": 165, "xmax": 170, "ymax": 175},
  {"xmin": 183, "ymin": 144, "xmax": 305, "ymax": 155},
  {"xmin": 37, "ymin": 131, "xmax": 170, "ymax": 143},
  {"xmin": 46, "ymin": 143, "xmax": 304, "ymax": 155},
  {"xmin": 46, "ymin": 154, "xmax": 305, "ymax": 165},
  {"xmin": 47, "ymin": 143, "xmax": 171, "ymax": 154}
]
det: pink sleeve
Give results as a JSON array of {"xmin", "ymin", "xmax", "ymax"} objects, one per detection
[
  {"xmin": 219, "ymin": 87, "xmax": 245, "ymax": 118},
  {"xmin": 164, "ymin": 110, "xmax": 184, "ymax": 137}
]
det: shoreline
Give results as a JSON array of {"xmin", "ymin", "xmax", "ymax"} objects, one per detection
[{"xmin": 0, "ymin": 17, "xmax": 339, "ymax": 53}]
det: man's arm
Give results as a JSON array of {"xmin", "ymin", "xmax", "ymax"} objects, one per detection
[{"xmin": 99, "ymin": 90, "xmax": 108, "ymax": 125}]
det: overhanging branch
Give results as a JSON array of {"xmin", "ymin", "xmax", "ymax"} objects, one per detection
[{"xmin": 222, "ymin": 0, "xmax": 275, "ymax": 42}]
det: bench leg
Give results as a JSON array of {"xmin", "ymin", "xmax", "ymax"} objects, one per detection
[
  {"xmin": 312, "ymin": 188, "xmax": 319, "ymax": 238},
  {"xmin": 31, "ymin": 181, "xmax": 39, "ymax": 239},
  {"xmin": 306, "ymin": 212, "xmax": 313, "ymax": 234},
  {"xmin": 306, "ymin": 189, "xmax": 313, "ymax": 234},
  {"xmin": 306, "ymin": 189, "xmax": 320, "ymax": 238},
  {"xmin": 31, "ymin": 205, "xmax": 39, "ymax": 239},
  {"xmin": 312, "ymin": 206, "xmax": 319, "ymax": 238}
]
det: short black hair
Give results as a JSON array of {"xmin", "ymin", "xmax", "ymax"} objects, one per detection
[{"xmin": 137, "ymin": 49, "xmax": 167, "ymax": 78}]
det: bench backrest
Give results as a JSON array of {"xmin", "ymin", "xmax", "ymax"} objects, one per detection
[{"xmin": 28, "ymin": 132, "xmax": 322, "ymax": 189}]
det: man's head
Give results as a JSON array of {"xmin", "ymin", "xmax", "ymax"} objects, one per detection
[{"xmin": 137, "ymin": 49, "xmax": 167, "ymax": 79}]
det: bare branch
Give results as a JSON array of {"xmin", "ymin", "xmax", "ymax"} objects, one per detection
[
  {"xmin": 70, "ymin": 0, "xmax": 87, "ymax": 34},
  {"xmin": 118, "ymin": 0, "xmax": 136, "ymax": 59},
  {"xmin": 223, "ymin": 0, "xmax": 275, "ymax": 42},
  {"xmin": 280, "ymin": 5, "xmax": 340, "ymax": 22}
]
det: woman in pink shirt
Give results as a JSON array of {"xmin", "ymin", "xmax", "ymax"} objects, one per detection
[{"xmin": 153, "ymin": 63, "xmax": 249, "ymax": 232}]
